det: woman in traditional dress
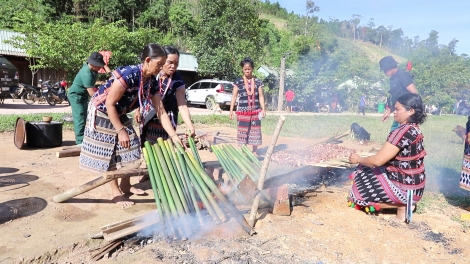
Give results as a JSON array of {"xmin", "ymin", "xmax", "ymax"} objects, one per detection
[
  {"xmin": 229, "ymin": 57, "xmax": 266, "ymax": 154},
  {"xmin": 348, "ymin": 93, "xmax": 427, "ymax": 222},
  {"xmin": 459, "ymin": 116, "xmax": 470, "ymax": 191},
  {"xmin": 79, "ymin": 43, "xmax": 177, "ymax": 207},
  {"xmin": 135, "ymin": 46, "xmax": 195, "ymax": 145}
]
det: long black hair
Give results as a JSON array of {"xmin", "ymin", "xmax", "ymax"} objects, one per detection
[
  {"xmin": 396, "ymin": 93, "xmax": 427, "ymax": 124},
  {"xmin": 140, "ymin": 43, "xmax": 166, "ymax": 62}
]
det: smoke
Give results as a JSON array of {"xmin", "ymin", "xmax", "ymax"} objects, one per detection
[{"xmin": 137, "ymin": 202, "xmax": 242, "ymax": 242}]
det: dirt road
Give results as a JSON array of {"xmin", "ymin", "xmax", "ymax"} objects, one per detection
[{"xmin": 0, "ymin": 98, "xmax": 384, "ymax": 117}]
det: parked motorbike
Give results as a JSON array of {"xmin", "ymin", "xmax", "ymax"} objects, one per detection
[
  {"xmin": 10, "ymin": 84, "xmax": 27, "ymax": 99},
  {"xmin": 45, "ymin": 79, "xmax": 69, "ymax": 106},
  {"xmin": 19, "ymin": 82, "xmax": 47, "ymax": 105}
]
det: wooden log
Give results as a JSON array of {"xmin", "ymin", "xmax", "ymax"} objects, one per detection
[
  {"xmin": 248, "ymin": 115, "xmax": 286, "ymax": 228},
  {"xmin": 101, "ymin": 210, "xmax": 161, "ymax": 241},
  {"xmin": 53, "ymin": 176, "xmax": 112, "ymax": 203},
  {"xmin": 103, "ymin": 168, "xmax": 148, "ymax": 180},
  {"xmin": 53, "ymin": 167, "xmax": 148, "ymax": 203},
  {"xmin": 62, "ymin": 145, "xmax": 81, "ymax": 151},
  {"xmin": 56, "ymin": 148, "xmax": 81, "ymax": 158}
]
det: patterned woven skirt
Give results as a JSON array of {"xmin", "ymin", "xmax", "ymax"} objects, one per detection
[
  {"xmin": 79, "ymin": 109, "xmax": 141, "ymax": 173},
  {"xmin": 460, "ymin": 142, "xmax": 470, "ymax": 191},
  {"xmin": 237, "ymin": 113, "xmax": 262, "ymax": 146},
  {"xmin": 141, "ymin": 111, "xmax": 177, "ymax": 147},
  {"xmin": 348, "ymin": 165, "xmax": 424, "ymax": 207}
]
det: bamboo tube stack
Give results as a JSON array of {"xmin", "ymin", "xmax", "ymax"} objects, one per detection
[
  {"xmin": 142, "ymin": 137, "xmax": 232, "ymax": 238},
  {"xmin": 211, "ymin": 144, "xmax": 263, "ymax": 184}
]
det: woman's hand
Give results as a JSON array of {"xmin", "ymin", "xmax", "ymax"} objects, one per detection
[
  {"xmin": 349, "ymin": 153, "xmax": 361, "ymax": 164},
  {"xmin": 467, "ymin": 132, "xmax": 470, "ymax": 145},
  {"xmin": 262, "ymin": 109, "xmax": 266, "ymax": 118},
  {"xmin": 118, "ymin": 129, "xmax": 130, "ymax": 149},
  {"xmin": 229, "ymin": 111, "xmax": 234, "ymax": 120},
  {"xmin": 134, "ymin": 109, "xmax": 141, "ymax": 124},
  {"xmin": 382, "ymin": 108, "xmax": 390, "ymax": 122},
  {"xmin": 170, "ymin": 134, "xmax": 183, "ymax": 146},
  {"xmin": 187, "ymin": 126, "xmax": 196, "ymax": 138}
]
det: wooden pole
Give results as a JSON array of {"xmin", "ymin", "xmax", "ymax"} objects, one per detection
[
  {"xmin": 53, "ymin": 176, "xmax": 112, "ymax": 203},
  {"xmin": 56, "ymin": 148, "xmax": 81, "ymax": 158},
  {"xmin": 277, "ymin": 57, "xmax": 286, "ymax": 111},
  {"xmin": 53, "ymin": 168, "xmax": 148, "ymax": 203},
  {"xmin": 248, "ymin": 115, "xmax": 286, "ymax": 227}
]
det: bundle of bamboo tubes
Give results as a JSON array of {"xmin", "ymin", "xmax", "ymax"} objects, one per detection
[
  {"xmin": 211, "ymin": 144, "xmax": 262, "ymax": 184},
  {"xmin": 142, "ymin": 137, "xmax": 237, "ymax": 238}
]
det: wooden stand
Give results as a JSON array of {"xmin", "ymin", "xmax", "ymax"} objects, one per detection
[{"xmin": 53, "ymin": 168, "xmax": 148, "ymax": 203}]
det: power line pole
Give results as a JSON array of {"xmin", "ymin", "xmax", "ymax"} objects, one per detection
[
  {"xmin": 277, "ymin": 52, "xmax": 291, "ymax": 111},
  {"xmin": 277, "ymin": 55, "xmax": 286, "ymax": 112}
]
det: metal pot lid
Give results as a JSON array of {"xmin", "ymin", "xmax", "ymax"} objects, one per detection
[{"xmin": 14, "ymin": 117, "xmax": 26, "ymax": 149}]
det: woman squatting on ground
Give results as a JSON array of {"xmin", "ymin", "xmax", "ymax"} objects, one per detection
[
  {"xmin": 229, "ymin": 57, "xmax": 266, "ymax": 155},
  {"xmin": 348, "ymin": 93, "xmax": 427, "ymax": 222}
]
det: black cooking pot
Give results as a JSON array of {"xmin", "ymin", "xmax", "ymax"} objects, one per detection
[{"xmin": 26, "ymin": 121, "xmax": 63, "ymax": 148}]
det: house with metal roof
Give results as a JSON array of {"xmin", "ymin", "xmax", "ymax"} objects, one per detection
[
  {"xmin": 1, "ymin": 29, "xmax": 202, "ymax": 87},
  {"xmin": 0, "ymin": 29, "xmax": 64, "ymax": 86}
]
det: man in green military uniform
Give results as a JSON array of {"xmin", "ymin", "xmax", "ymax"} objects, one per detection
[{"xmin": 68, "ymin": 52, "xmax": 111, "ymax": 145}]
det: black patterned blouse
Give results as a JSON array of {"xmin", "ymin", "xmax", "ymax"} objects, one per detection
[
  {"xmin": 233, "ymin": 77, "xmax": 264, "ymax": 115},
  {"xmin": 386, "ymin": 123, "xmax": 426, "ymax": 190}
]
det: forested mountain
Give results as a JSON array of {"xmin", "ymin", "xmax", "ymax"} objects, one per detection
[{"xmin": 1, "ymin": 0, "xmax": 469, "ymax": 110}]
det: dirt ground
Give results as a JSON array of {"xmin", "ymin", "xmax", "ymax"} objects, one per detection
[{"xmin": 1, "ymin": 126, "xmax": 469, "ymax": 263}]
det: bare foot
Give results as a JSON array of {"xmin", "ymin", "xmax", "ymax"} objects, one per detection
[{"xmin": 111, "ymin": 195, "xmax": 135, "ymax": 207}]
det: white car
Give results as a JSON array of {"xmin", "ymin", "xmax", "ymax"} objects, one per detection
[{"xmin": 185, "ymin": 79, "xmax": 234, "ymax": 109}]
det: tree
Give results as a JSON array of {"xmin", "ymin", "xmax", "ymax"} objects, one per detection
[
  {"xmin": 192, "ymin": 0, "xmax": 261, "ymax": 80},
  {"xmin": 9, "ymin": 15, "xmax": 163, "ymax": 81},
  {"xmin": 304, "ymin": 0, "xmax": 320, "ymax": 36}
]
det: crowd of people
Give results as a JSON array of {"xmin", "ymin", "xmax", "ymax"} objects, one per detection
[
  {"xmin": 69, "ymin": 46, "xmax": 266, "ymax": 206},
  {"xmin": 67, "ymin": 49, "xmax": 469, "ymax": 224}
]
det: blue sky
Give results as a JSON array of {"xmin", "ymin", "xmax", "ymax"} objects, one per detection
[{"xmin": 273, "ymin": 0, "xmax": 470, "ymax": 55}]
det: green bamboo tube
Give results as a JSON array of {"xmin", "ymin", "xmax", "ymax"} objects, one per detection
[
  {"xmin": 237, "ymin": 146, "xmax": 262, "ymax": 171},
  {"xmin": 211, "ymin": 145, "xmax": 238, "ymax": 183},
  {"xmin": 223, "ymin": 144, "xmax": 259, "ymax": 180},
  {"xmin": 216, "ymin": 145, "xmax": 245, "ymax": 181},
  {"xmin": 222, "ymin": 145, "xmax": 248, "ymax": 181},
  {"xmin": 153, "ymin": 142, "xmax": 191, "ymax": 237},
  {"xmin": 188, "ymin": 136, "xmax": 203, "ymax": 168},
  {"xmin": 167, "ymin": 139, "xmax": 193, "ymax": 213},
  {"xmin": 227, "ymin": 144, "xmax": 260, "ymax": 175},
  {"xmin": 232, "ymin": 146, "xmax": 261, "ymax": 179},
  {"xmin": 142, "ymin": 147, "xmax": 164, "ymax": 223},
  {"xmin": 150, "ymin": 144, "xmax": 178, "ymax": 236},
  {"xmin": 145, "ymin": 142, "xmax": 176, "ymax": 235},
  {"xmin": 179, "ymin": 145, "xmax": 255, "ymax": 234},
  {"xmin": 231, "ymin": 146, "xmax": 261, "ymax": 180},
  {"xmin": 154, "ymin": 139, "xmax": 186, "ymax": 218},
  {"xmin": 184, "ymin": 156, "xmax": 221, "ymax": 224},
  {"xmin": 175, "ymin": 149, "xmax": 204, "ymax": 225},
  {"xmin": 163, "ymin": 140, "xmax": 190, "ymax": 214},
  {"xmin": 152, "ymin": 143, "xmax": 179, "ymax": 220},
  {"xmin": 242, "ymin": 144, "xmax": 262, "ymax": 167},
  {"xmin": 176, "ymin": 144, "xmax": 227, "ymax": 222},
  {"xmin": 183, "ymin": 146, "xmax": 234, "ymax": 210},
  {"xmin": 183, "ymin": 153, "xmax": 225, "ymax": 223},
  {"xmin": 212, "ymin": 145, "xmax": 243, "ymax": 182}
]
